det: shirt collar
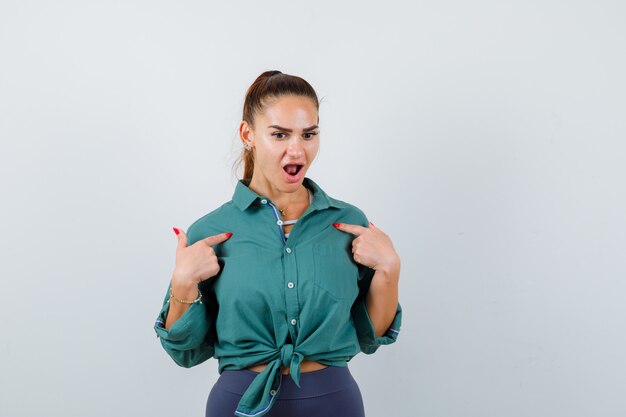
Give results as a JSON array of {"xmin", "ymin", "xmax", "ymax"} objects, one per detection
[{"xmin": 232, "ymin": 176, "xmax": 348, "ymax": 212}]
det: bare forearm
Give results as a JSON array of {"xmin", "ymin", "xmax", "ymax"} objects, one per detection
[
  {"xmin": 365, "ymin": 263, "xmax": 400, "ymax": 337},
  {"xmin": 164, "ymin": 275, "xmax": 199, "ymax": 330}
]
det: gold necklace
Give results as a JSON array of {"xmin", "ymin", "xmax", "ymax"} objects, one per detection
[{"xmin": 277, "ymin": 187, "xmax": 307, "ymax": 217}]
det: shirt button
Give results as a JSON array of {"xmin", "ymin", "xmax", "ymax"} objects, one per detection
[
  {"xmin": 261, "ymin": 199, "xmax": 267, "ymax": 204},
  {"xmin": 291, "ymin": 319, "xmax": 297, "ymax": 325},
  {"xmin": 287, "ymin": 282, "xmax": 294, "ymax": 288},
  {"xmin": 285, "ymin": 247, "xmax": 291, "ymax": 254},
  {"xmin": 277, "ymin": 219, "xmax": 283, "ymax": 226},
  {"xmin": 270, "ymin": 389, "xmax": 277, "ymax": 396}
]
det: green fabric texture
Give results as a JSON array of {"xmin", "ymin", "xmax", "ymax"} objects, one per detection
[{"xmin": 154, "ymin": 176, "xmax": 402, "ymax": 417}]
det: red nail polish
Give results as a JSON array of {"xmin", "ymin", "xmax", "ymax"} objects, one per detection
[
  {"xmin": 225, "ymin": 232, "xmax": 233, "ymax": 238},
  {"xmin": 333, "ymin": 223, "xmax": 340, "ymax": 228},
  {"xmin": 173, "ymin": 227, "xmax": 180, "ymax": 235}
]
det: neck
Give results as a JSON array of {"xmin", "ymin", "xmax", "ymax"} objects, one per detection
[{"xmin": 247, "ymin": 175, "xmax": 308, "ymax": 209}]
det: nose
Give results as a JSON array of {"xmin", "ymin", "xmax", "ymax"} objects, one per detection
[{"xmin": 287, "ymin": 139, "xmax": 304, "ymax": 158}]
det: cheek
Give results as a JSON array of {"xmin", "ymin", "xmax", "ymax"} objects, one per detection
[
  {"xmin": 307, "ymin": 145, "xmax": 319, "ymax": 160},
  {"xmin": 267, "ymin": 153, "xmax": 287, "ymax": 171},
  {"xmin": 256, "ymin": 144, "xmax": 283, "ymax": 165}
]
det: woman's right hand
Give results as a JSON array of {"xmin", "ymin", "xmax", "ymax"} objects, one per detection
[
  {"xmin": 171, "ymin": 227, "xmax": 233, "ymax": 288},
  {"xmin": 164, "ymin": 228, "xmax": 232, "ymax": 330}
]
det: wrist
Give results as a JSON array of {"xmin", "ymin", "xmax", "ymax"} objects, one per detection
[
  {"xmin": 374, "ymin": 256, "xmax": 401, "ymax": 278},
  {"xmin": 168, "ymin": 286, "xmax": 203, "ymax": 305},
  {"xmin": 171, "ymin": 274, "xmax": 199, "ymax": 298}
]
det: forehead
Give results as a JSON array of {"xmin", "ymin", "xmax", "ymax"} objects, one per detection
[{"xmin": 258, "ymin": 95, "xmax": 318, "ymax": 125}]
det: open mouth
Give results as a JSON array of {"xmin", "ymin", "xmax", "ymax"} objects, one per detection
[{"xmin": 283, "ymin": 164, "xmax": 304, "ymax": 176}]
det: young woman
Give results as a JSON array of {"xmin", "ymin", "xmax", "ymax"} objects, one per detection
[{"xmin": 154, "ymin": 70, "xmax": 403, "ymax": 417}]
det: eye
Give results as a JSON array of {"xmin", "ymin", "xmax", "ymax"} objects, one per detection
[
  {"xmin": 272, "ymin": 132, "xmax": 286, "ymax": 140},
  {"xmin": 303, "ymin": 132, "xmax": 319, "ymax": 140}
]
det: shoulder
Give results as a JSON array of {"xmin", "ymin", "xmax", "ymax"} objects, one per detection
[
  {"xmin": 309, "ymin": 177, "xmax": 371, "ymax": 228},
  {"xmin": 185, "ymin": 201, "xmax": 235, "ymax": 246},
  {"xmin": 326, "ymin": 195, "xmax": 371, "ymax": 228}
]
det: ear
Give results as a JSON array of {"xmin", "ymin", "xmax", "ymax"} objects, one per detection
[{"xmin": 239, "ymin": 120, "xmax": 255, "ymax": 145}]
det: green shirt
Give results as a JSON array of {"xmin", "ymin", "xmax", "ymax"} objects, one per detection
[{"xmin": 154, "ymin": 176, "xmax": 402, "ymax": 417}]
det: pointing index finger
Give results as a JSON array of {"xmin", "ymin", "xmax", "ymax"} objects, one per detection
[
  {"xmin": 202, "ymin": 232, "xmax": 233, "ymax": 247},
  {"xmin": 333, "ymin": 222, "xmax": 368, "ymax": 236}
]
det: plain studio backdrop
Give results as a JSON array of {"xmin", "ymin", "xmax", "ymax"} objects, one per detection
[{"xmin": 1, "ymin": 1, "xmax": 625, "ymax": 416}]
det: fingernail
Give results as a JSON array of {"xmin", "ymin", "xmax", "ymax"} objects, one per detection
[
  {"xmin": 370, "ymin": 222, "xmax": 375, "ymax": 227},
  {"xmin": 333, "ymin": 223, "xmax": 340, "ymax": 228},
  {"xmin": 225, "ymin": 232, "xmax": 233, "ymax": 238},
  {"xmin": 173, "ymin": 227, "xmax": 180, "ymax": 235}
]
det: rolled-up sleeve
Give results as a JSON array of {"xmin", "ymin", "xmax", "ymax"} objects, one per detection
[
  {"xmin": 153, "ymin": 279, "xmax": 217, "ymax": 367},
  {"xmin": 351, "ymin": 263, "xmax": 402, "ymax": 354}
]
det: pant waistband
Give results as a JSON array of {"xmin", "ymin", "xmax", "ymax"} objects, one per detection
[{"xmin": 216, "ymin": 365, "xmax": 356, "ymax": 399}]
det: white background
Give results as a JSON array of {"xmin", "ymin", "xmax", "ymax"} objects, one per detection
[{"xmin": 1, "ymin": 1, "xmax": 625, "ymax": 416}]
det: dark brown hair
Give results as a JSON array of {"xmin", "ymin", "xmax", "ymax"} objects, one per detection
[{"xmin": 232, "ymin": 70, "xmax": 320, "ymax": 181}]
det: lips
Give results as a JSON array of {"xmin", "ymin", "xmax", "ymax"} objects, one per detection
[
  {"xmin": 283, "ymin": 164, "xmax": 303, "ymax": 175},
  {"xmin": 282, "ymin": 163, "xmax": 305, "ymax": 183}
]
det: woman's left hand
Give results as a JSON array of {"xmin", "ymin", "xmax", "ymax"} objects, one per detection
[{"xmin": 333, "ymin": 221, "xmax": 400, "ymax": 276}]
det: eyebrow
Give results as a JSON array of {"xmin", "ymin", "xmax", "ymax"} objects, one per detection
[{"xmin": 267, "ymin": 125, "xmax": 319, "ymax": 133}]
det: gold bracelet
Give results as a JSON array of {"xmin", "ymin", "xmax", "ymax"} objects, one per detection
[{"xmin": 168, "ymin": 287, "xmax": 203, "ymax": 305}]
